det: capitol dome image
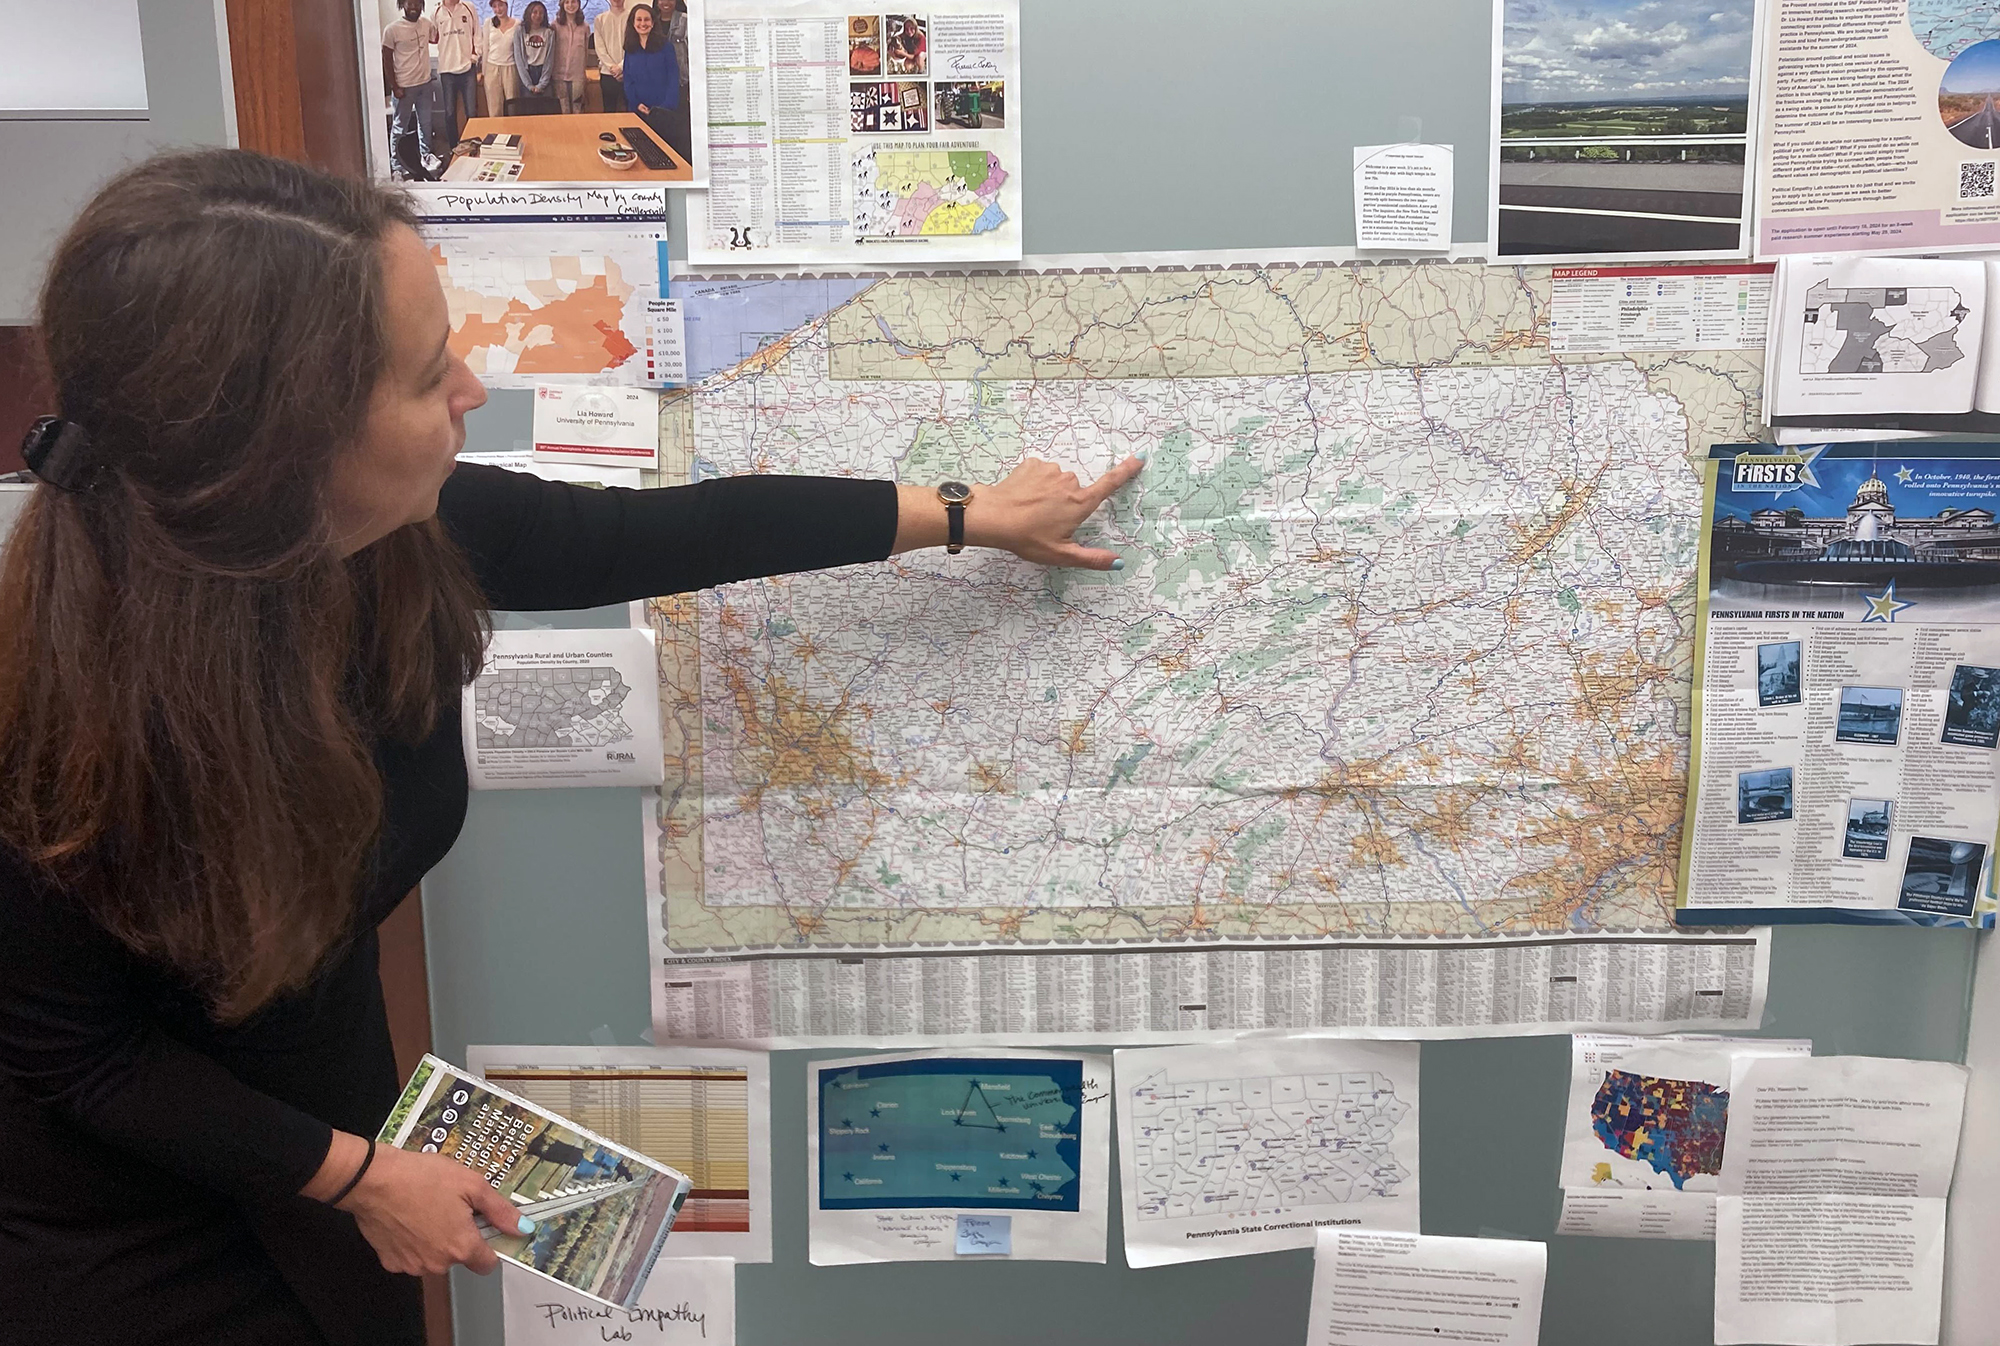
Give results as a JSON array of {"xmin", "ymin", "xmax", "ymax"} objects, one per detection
[{"xmin": 1713, "ymin": 467, "xmax": 2000, "ymax": 586}]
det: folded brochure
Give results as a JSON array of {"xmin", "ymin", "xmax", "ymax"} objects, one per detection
[{"xmin": 377, "ymin": 1053, "xmax": 692, "ymax": 1308}]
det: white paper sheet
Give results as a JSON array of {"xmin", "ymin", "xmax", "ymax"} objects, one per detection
[
  {"xmin": 456, "ymin": 449, "xmax": 645, "ymax": 491},
  {"xmin": 1767, "ymin": 256, "xmax": 1989, "ymax": 418},
  {"xmin": 1556, "ymin": 1034, "xmax": 1811, "ymax": 1240},
  {"xmin": 462, "ymin": 628, "xmax": 665, "ymax": 790},
  {"xmin": 533, "ymin": 385, "xmax": 662, "ymax": 470},
  {"xmin": 1715, "ymin": 1055, "xmax": 1969, "ymax": 1346},
  {"xmin": 1305, "ymin": 1229, "xmax": 1545, "ymax": 1346},
  {"xmin": 647, "ymin": 932, "xmax": 1773, "ymax": 1048},
  {"xmin": 501, "ymin": 1257, "xmax": 734, "ymax": 1344},
  {"xmin": 465, "ymin": 1046, "xmax": 773, "ymax": 1264},
  {"xmin": 689, "ymin": 0, "xmax": 1022, "ymax": 266},
  {"xmin": 1352, "ymin": 144, "xmax": 1453, "ymax": 252},
  {"xmin": 1113, "ymin": 1039, "xmax": 1419, "ymax": 1267},
  {"xmin": 806, "ymin": 1049, "xmax": 1109, "ymax": 1264}
]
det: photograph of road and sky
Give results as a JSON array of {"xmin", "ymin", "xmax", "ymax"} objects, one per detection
[
  {"xmin": 1499, "ymin": 0, "xmax": 1753, "ymax": 256},
  {"xmin": 1942, "ymin": 41, "xmax": 2000, "ymax": 150}
]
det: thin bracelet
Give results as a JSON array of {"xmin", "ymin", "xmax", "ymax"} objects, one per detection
[{"xmin": 326, "ymin": 1137, "xmax": 376, "ymax": 1207}]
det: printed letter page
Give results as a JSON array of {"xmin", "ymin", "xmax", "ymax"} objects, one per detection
[
  {"xmin": 1305, "ymin": 1229, "xmax": 1545, "ymax": 1346},
  {"xmin": 1715, "ymin": 1055, "xmax": 1968, "ymax": 1346}
]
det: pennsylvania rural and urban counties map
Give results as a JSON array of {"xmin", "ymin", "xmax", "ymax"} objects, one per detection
[
  {"xmin": 473, "ymin": 667, "xmax": 637, "ymax": 750},
  {"xmin": 1126, "ymin": 1069, "xmax": 1410, "ymax": 1221},
  {"xmin": 648, "ymin": 261, "xmax": 1762, "ymax": 954},
  {"xmin": 1589, "ymin": 1070, "xmax": 1730, "ymax": 1190}
]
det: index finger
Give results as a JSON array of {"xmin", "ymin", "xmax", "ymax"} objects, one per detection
[{"xmin": 1079, "ymin": 454, "xmax": 1146, "ymax": 508}]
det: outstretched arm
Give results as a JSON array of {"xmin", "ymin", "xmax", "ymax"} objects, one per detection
[{"xmin": 438, "ymin": 455, "xmax": 1146, "ymax": 613}]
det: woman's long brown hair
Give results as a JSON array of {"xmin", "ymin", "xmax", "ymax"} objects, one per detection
[{"xmin": 0, "ymin": 150, "xmax": 488, "ymax": 1023}]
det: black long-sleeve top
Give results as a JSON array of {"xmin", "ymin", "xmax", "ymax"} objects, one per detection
[{"xmin": 0, "ymin": 466, "xmax": 898, "ymax": 1346}]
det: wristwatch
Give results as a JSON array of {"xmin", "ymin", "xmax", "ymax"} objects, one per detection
[{"xmin": 937, "ymin": 480, "xmax": 973, "ymax": 554}]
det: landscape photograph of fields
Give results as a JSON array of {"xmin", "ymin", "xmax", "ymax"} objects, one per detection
[{"xmin": 1498, "ymin": 0, "xmax": 1755, "ymax": 256}]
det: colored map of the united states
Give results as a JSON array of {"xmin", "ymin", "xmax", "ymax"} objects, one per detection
[{"xmin": 1590, "ymin": 1070, "xmax": 1729, "ymax": 1190}]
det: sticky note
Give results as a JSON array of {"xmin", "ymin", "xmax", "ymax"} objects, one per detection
[{"xmin": 955, "ymin": 1214, "xmax": 1011, "ymax": 1256}]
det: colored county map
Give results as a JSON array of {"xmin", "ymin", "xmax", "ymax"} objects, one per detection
[
  {"xmin": 472, "ymin": 668, "xmax": 635, "ymax": 749},
  {"xmin": 647, "ymin": 261, "xmax": 1763, "ymax": 954},
  {"xmin": 1127, "ymin": 1070, "xmax": 1410, "ymax": 1221},
  {"xmin": 426, "ymin": 227, "xmax": 661, "ymax": 388},
  {"xmin": 1798, "ymin": 280, "xmax": 1971, "ymax": 374},
  {"xmin": 1589, "ymin": 1069, "xmax": 1729, "ymax": 1190},
  {"xmin": 851, "ymin": 147, "xmax": 1008, "ymax": 238},
  {"xmin": 1908, "ymin": 0, "xmax": 2000, "ymax": 60},
  {"xmin": 818, "ymin": 1058, "xmax": 1082, "ymax": 1211}
]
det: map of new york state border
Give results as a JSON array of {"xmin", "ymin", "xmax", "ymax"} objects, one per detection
[{"xmin": 647, "ymin": 262, "xmax": 1763, "ymax": 954}]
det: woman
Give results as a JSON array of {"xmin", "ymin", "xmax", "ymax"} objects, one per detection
[
  {"xmin": 0, "ymin": 150, "xmax": 1135, "ymax": 1345},
  {"xmin": 511, "ymin": 0, "xmax": 554, "ymax": 104},
  {"xmin": 886, "ymin": 15, "xmax": 925, "ymax": 75},
  {"xmin": 481, "ymin": 0, "xmax": 519, "ymax": 116},
  {"xmin": 624, "ymin": 3, "xmax": 689, "ymax": 165},
  {"xmin": 663, "ymin": 0, "xmax": 690, "ymax": 104},
  {"xmin": 550, "ymin": 0, "xmax": 590, "ymax": 113}
]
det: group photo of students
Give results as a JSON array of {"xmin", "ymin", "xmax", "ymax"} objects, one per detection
[{"xmin": 379, "ymin": 0, "xmax": 694, "ymax": 180}]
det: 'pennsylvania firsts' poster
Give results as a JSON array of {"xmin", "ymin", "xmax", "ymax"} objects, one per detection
[{"xmin": 1679, "ymin": 444, "xmax": 2000, "ymax": 927}]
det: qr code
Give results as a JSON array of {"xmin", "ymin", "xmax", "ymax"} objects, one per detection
[{"xmin": 1962, "ymin": 161, "xmax": 1996, "ymax": 199}]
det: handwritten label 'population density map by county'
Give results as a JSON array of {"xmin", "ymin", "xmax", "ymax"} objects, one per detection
[{"xmin": 647, "ymin": 259, "xmax": 1762, "ymax": 967}]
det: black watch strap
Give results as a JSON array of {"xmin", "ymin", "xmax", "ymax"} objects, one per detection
[{"xmin": 946, "ymin": 501, "xmax": 966, "ymax": 553}]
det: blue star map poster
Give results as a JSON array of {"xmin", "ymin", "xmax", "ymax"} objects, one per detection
[
  {"xmin": 818, "ymin": 1057, "xmax": 1083, "ymax": 1211},
  {"xmin": 808, "ymin": 1050, "xmax": 1111, "ymax": 1264}
]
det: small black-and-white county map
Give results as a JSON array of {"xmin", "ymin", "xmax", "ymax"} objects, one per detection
[{"xmin": 473, "ymin": 667, "xmax": 636, "ymax": 750}]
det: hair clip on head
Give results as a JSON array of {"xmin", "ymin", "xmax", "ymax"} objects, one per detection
[{"xmin": 20, "ymin": 416, "xmax": 100, "ymax": 493}]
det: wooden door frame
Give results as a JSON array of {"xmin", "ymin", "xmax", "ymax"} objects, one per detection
[
  {"xmin": 223, "ymin": 0, "xmax": 370, "ymax": 177},
  {"xmin": 219, "ymin": 5, "xmax": 448, "ymax": 1342}
]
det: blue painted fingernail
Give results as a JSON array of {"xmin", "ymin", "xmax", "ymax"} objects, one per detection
[
  {"xmin": 1134, "ymin": 452, "xmax": 1148, "ymax": 464},
  {"xmin": 1110, "ymin": 558, "xmax": 1126, "ymax": 571},
  {"xmin": 517, "ymin": 1216, "xmax": 537, "ymax": 1235}
]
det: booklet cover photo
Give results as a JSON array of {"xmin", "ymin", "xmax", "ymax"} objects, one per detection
[{"xmin": 379, "ymin": 1054, "xmax": 693, "ymax": 1308}]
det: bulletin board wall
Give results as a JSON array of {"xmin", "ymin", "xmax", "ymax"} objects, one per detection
[{"xmin": 419, "ymin": 3, "xmax": 1982, "ymax": 1342}]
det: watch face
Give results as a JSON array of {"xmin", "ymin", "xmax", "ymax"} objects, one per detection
[{"xmin": 937, "ymin": 480, "xmax": 972, "ymax": 503}]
